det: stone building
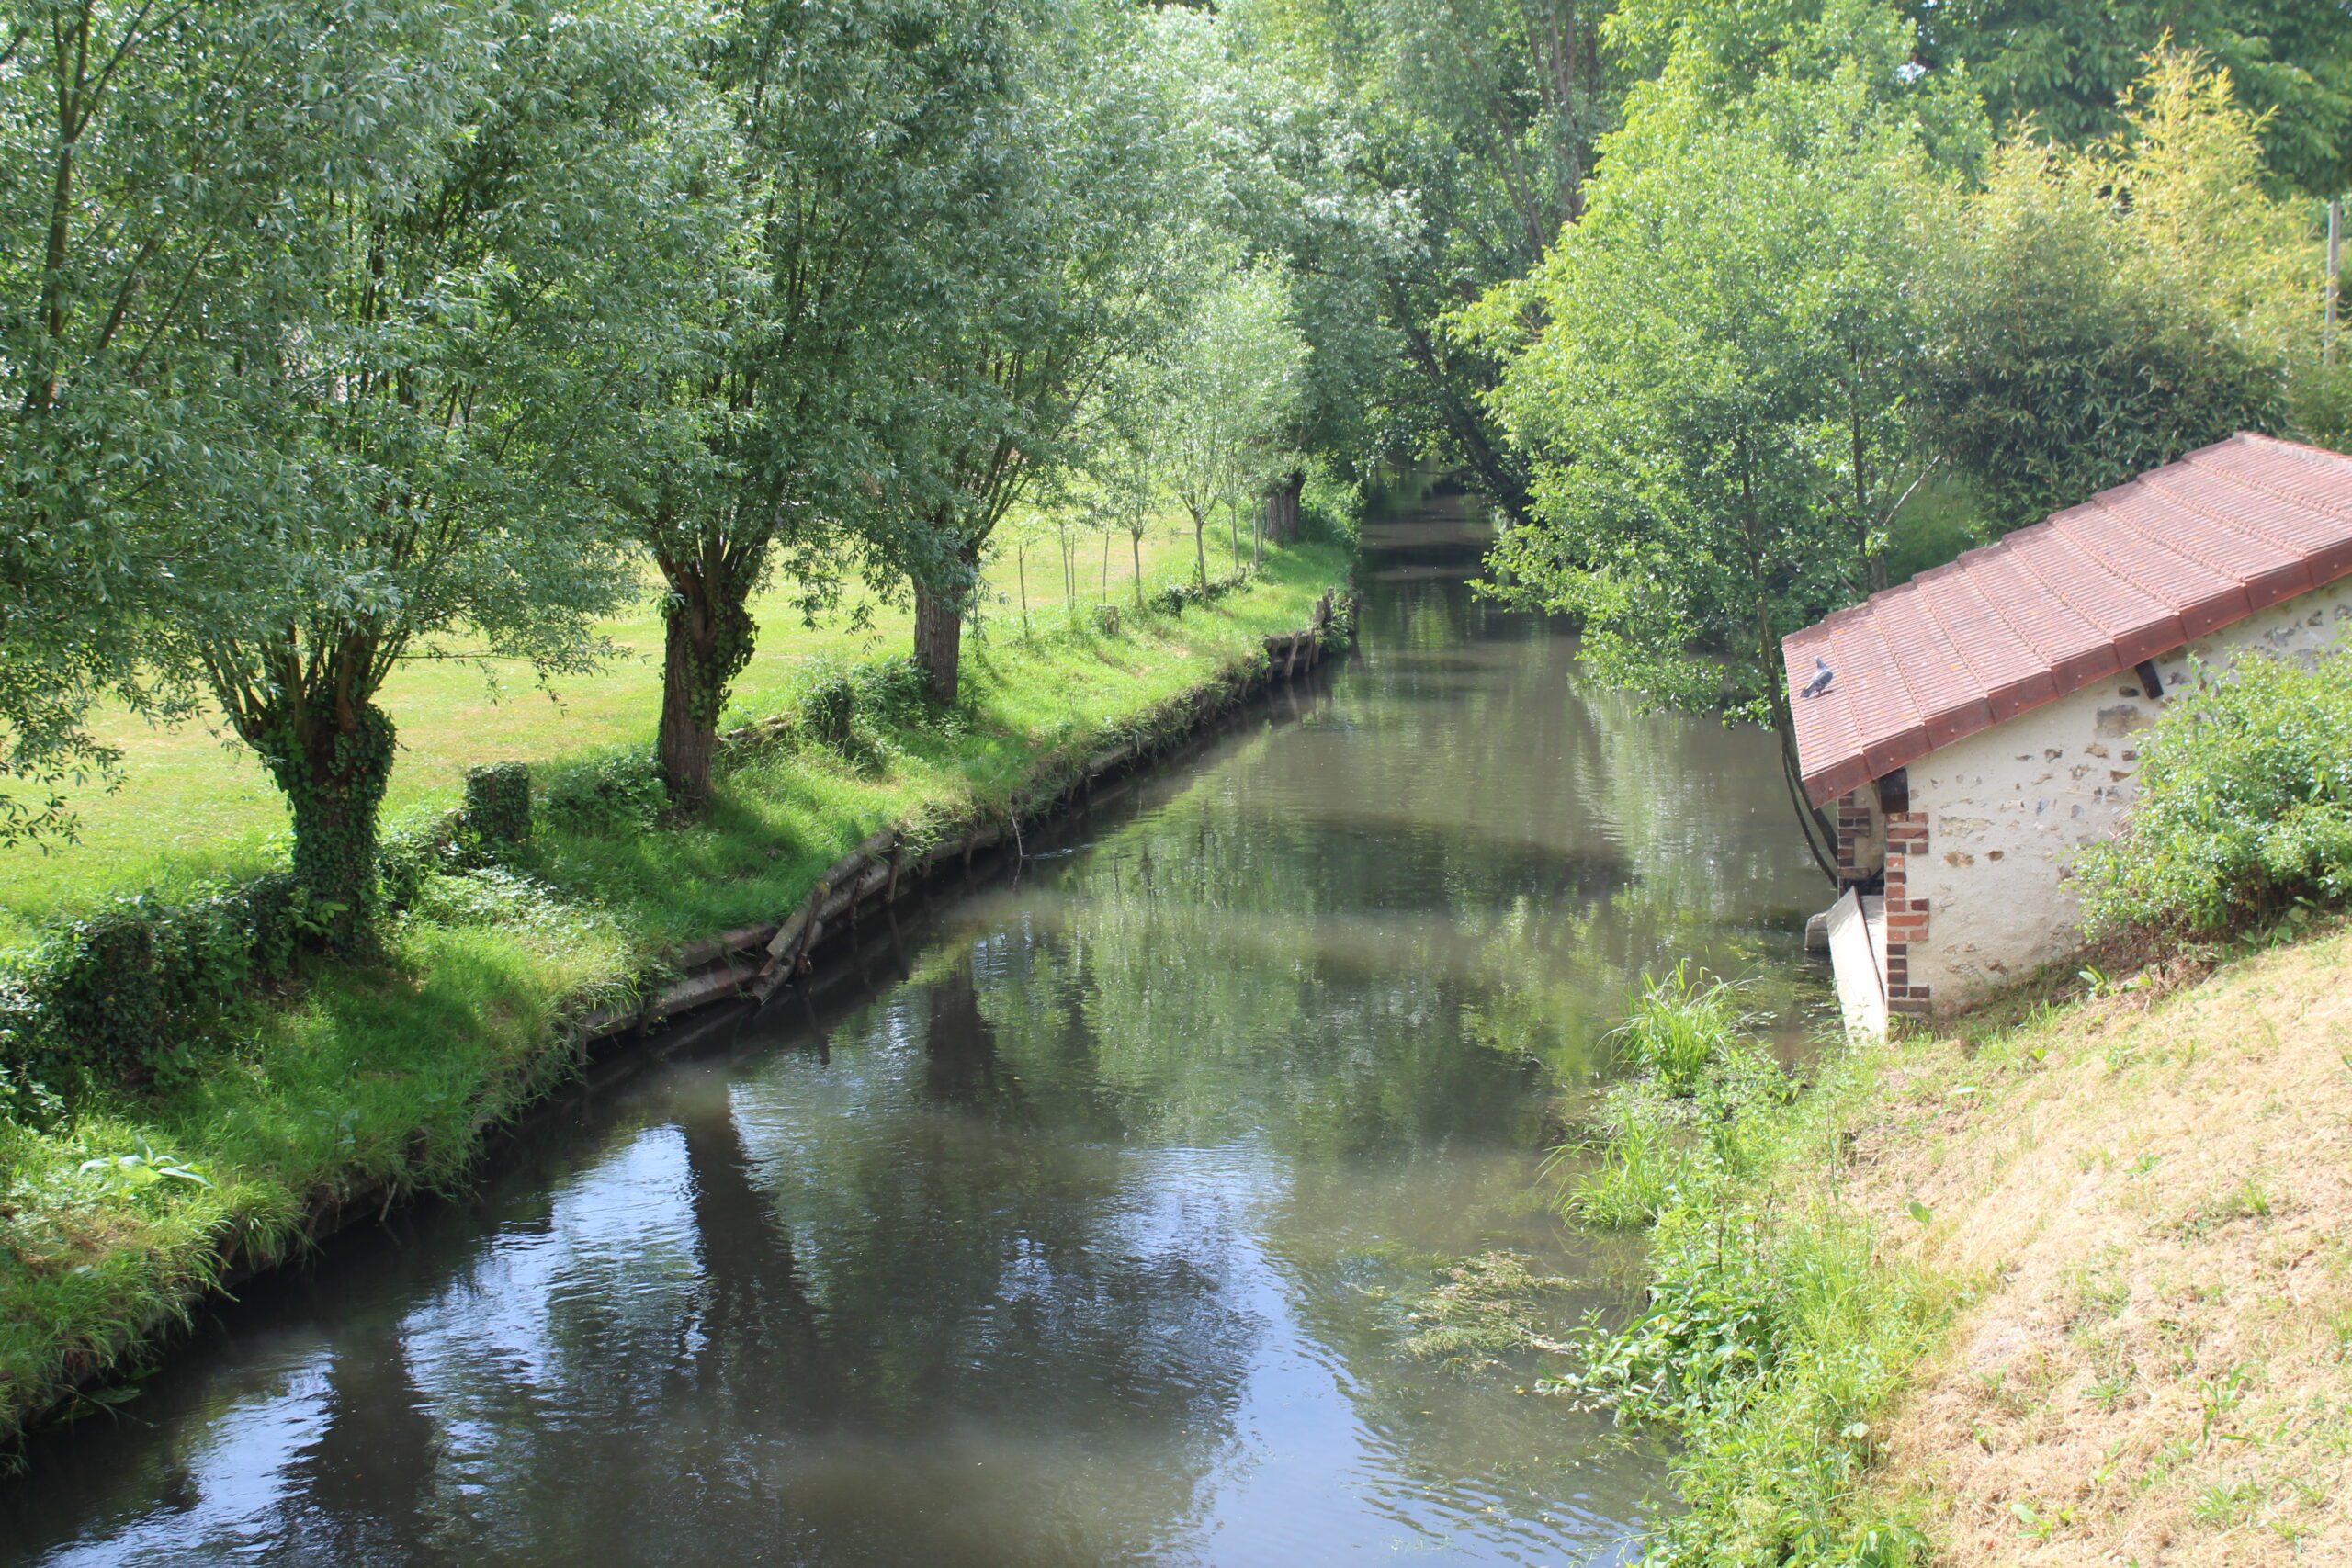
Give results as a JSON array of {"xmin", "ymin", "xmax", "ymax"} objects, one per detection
[{"xmin": 1786, "ymin": 433, "xmax": 2352, "ymax": 1025}]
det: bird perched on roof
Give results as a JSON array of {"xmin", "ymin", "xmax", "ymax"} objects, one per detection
[{"xmin": 1800, "ymin": 657, "xmax": 1834, "ymax": 699}]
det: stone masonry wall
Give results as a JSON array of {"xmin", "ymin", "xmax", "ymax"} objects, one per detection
[{"xmin": 1899, "ymin": 581, "xmax": 2352, "ymax": 1016}]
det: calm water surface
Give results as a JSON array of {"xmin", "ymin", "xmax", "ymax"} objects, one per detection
[{"xmin": 1, "ymin": 497, "xmax": 1825, "ymax": 1567}]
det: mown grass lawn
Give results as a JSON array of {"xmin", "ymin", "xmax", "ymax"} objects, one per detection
[{"xmin": 0, "ymin": 521, "xmax": 1221, "ymax": 947}]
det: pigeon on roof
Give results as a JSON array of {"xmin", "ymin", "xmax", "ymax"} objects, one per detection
[{"xmin": 1801, "ymin": 657, "xmax": 1834, "ymax": 699}]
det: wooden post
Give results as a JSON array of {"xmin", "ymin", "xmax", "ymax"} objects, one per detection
[{"xmin": 2330, "ymin": 197, "xmax": 2343, "ymax": 367}]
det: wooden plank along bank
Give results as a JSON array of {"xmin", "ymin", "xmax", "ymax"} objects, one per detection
[{"xmin": 598, "ymin": 587, "xmax": 1355, "ymax": 1037}]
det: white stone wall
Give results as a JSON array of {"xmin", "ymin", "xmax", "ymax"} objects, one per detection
[{"xmin": 1902, "ymin": 581, "xmax": 2352, "ymax": 1015}]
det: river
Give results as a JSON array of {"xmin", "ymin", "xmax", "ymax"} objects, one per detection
[{"xmin": 0, "ymin": 492, "xmax": 1826, "ymax": 1567}]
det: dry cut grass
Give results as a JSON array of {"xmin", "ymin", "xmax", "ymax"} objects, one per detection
[{"xmin": 1844, "ymin": 926, "xmax": 2352, "ymax": 1563}]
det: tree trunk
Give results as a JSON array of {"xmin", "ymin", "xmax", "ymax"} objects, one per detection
[
  {"xmin": 913, "ymin": 570, "xmax": 968, "ymax": 705},
  {"xmin": 253, "ymin": 696, "xmax": 398, "ymax": 952},
  {"xmin": 1264, "ymin": 469, "xmax": 1305, "ymax": 545},
  {"xmin": 656, "ymin": 570, "xmax": 756, "ymax": 813},
  {"xmin": 1193, "ymin": 513, "xmax": 1207, "ymax": 589},
  {"xmin": 660, "ymin": 613, "xmax": 719, "ymax": 813},
  {"xmin": 1132, "ymin": 531, "xmax": 1144, "ymax": 605}
]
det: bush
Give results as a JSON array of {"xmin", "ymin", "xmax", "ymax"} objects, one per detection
[
  {"xmin": 463, "ymin": 762, "xmax": 532, "ymax": 848},
  {"xmin": 1148, "ymin": 574, "xmax": 1249, "ymax": 616},
  {"xmin": 796, "ymin": 656, "xmax": 939, "ymax": 751},
  {"xmin": 0, "ymin": 877, "xmax": 326, "ymax": 1097},
  {"xmin": 2077, "ymin": 649, "xmax": 2352, "ymax": 935},
  {"xmin": 536, "ymin": 750, "xmax": 668, "ymax": 838},
  {"xmin": 1299, "ymin": 463, "xmax": 1364, "ymax": 545},
  {"xmin": 798, "ymin": 663, "xmax": 858, "ymax": 748}
]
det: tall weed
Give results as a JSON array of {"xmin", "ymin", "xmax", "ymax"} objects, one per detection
[{"xmin": 1553, "ymin": 983, "xmax": 1946, "ymax": 1566}]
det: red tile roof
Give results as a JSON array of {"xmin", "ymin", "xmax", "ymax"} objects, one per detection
[{"xmin": 1786, "ymin": 434, "xmax": 2352, "ymax": 807}]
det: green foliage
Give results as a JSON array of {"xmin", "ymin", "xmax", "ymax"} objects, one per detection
[
  {"xmin": 535, "ymin": 750, "xmax": 670, "ymax": 840},
  {"xmin": 1608, "ymin": 962, "xmax": 1751, "ymax": 1095},
  {"xmin": 2078, "ymin": 649, "xmax": 2352, "ymax": 936},
  {"xmin": 1545, "ymin": 972, "xmax": 1946, "ymax": 1565},
  {"xmin": 1298, "ymin": 463, "xmax": 1366, "ymax": 545},
  {"xmin": 0, "ymin": 877, "xmax": 323, "ymax": 1100},
  {"xmin": 1227, "ymin": 0, "xmax": 1601, "ymax": 516},
  {"xmin": 793, "ymin": 658, "xmax": 939, "ymax": 754},
  {"xmin": 463, "ymin": 765, "xmax": 534, "ymax": 851},
  {"xmin": 1148, "ymin": 263, "xmax": 1312, "ymax": 587},
  {"xmin": 1900, "ymin": 0, "xmax": 2352, "ymax": 198},
  {"xmin": 75, "ymin": 1141, "xmax": 213, "ymax": 1200},
  {"xmin": 1148, "ymin": 575, "xmax": 1252, "ymax": 616},
  {"xmin": 0, "ymin": 0, "xmax": 440, "ymax": 842},
  {"xmin": 1917, "ymin": 52, "xmax": 2313, "ymax": 532}
]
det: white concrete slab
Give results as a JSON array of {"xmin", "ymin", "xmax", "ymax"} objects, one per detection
[{"xmin": 1827, "ymin": 886, "xmax": 1887, "ymax": 1040}]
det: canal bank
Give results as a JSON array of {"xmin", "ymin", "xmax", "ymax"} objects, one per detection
[
  {"xmin": 1, "ymin": 496, "xmax": 1826, "ymax": 1566},
  {"xmin": 0, "ymin": 547, "xmax": 1353, "ymax": 1455}
]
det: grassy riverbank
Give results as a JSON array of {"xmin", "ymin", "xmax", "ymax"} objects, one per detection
[
  {"xmin": 1547, "ymin": 922, "xmax": 2352, "ymax": 1566},
  {"xmin": 0, "ymin": 542, "xmax": 1350, "ymax": 1452},
  {"xmin": 0, "ymin": 523, "xmax": 1216, "ymax": 947}
]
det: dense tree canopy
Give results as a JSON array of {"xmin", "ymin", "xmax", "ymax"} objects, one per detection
[{"xmin": 3, "ymin": 0, "xmax": 2344, "ymax": 917}]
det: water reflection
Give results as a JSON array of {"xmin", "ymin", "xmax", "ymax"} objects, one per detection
[{"xmin": 0, "ymin": 494, "xmax": 1825, "ymax": 1566}]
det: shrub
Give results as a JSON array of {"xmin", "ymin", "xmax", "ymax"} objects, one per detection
[
  {"xmin": 536, "ymin": 750, "xmax": 668, "ymax": 838},
  {"xmin": 796, "ymin": 655, "xmax": 940, "ymax": 752},
  {"xmin": 463, "ymin": 762, "xmax": 532, "ymax": 848},
  {"xmin": 377, "ymin": 815, "xmax": 466, "ymax": 910},
  {"xmin": 1299, "ymin": 464, "xmax": 1364, "ymax": 544},
  {"xmin": 2078, "ymin": 649, "xmax": 2352, "ymax": 935},
  {"xmin": 1148, "ymin": 574, "xmax": 1250, "ymax": 616},
  {"xmin": 797, "ymin": 662, "xmax": 858, "ymax": 748},
  {"xmin": 0, "ymin": 877, "xmax": 329, "ymax": 1097}
]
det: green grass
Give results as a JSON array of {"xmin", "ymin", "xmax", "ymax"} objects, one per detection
[
  {"xmin": 1544, "ymin": 984, "xmax": 1953, "ymax": 1567},
  {"xmin": 0, "ymin": 519, "xmax": 1217, "ymax": 947},
  {"xmin": 0, "ymin": 540, "xmax": 1348, "ymax": 1449},
  {"xmin": 1883, "ymin": 472, "xmax": 1988, "ymax": 588}
]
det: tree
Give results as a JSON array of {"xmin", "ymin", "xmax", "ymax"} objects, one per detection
[
  {"xmin": 1900, "ymin": 0, "xmax": 2352, "ymax": 198},
  {"xmin": 147, "ymin": 1, "xmax": 661, "ymax": 943},
  {"xmin": 1150, "ymin": 265, "xmax": 1308, "ymax": 592},
  {"xmin": 1466, "ymin": 5, "xmax": 1968, "ymax": 874},
  {"xmin": 597, "ymin": 0, "xmax": 1032, "ymax": 807},
  {"xmin": 1917, "ymin": 51, "xmax": 2315, "ymax": 533},
  {"xmin": 0, "ymin": 1, "xmax": 434, "ymax": 841},
  {"xmin": 1227, "ymin": 0, "xmax": 1611, "ymax": 523},
  {"xmin": 885, "ymin": 0, "xmax": 1209, "ymax": 705}
]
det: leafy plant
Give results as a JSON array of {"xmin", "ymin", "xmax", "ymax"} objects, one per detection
[
  {"xmin": 76, "ymin": 1141, "xmax": 213, "ymax": 1198},
  {"xmin": 2078, "ymin": 649, "xmax": 2352, "ymax": 935},
  {"xmin": 536, "ymin": 751, "xmax": 670, "ymax": 839}
]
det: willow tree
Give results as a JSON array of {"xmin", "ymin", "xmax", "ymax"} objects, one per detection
[
  {"xmin": 0, "ymin": 1, "xmax": 433, "ymax": 841},
  {"xmin": 886, "ymin": 1, "xmax": 1210, "ymax": 704},
  {"xmin": 607, "ymin": 0, "xmax": 1030, "ymax": 799},
  {"xmin": 146, "ymin": 1, "xmax": 663, "ymax": 942}
]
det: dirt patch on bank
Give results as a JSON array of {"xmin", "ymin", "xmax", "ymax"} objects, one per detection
[{"xmin": 1847, "ymin": 928, "xmax": 2352, "ymax": 1563}]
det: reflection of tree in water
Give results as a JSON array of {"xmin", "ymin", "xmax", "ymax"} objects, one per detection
[{"xmin": 274, "ymin": 1312, "xmax": 453, "ymax": 1568}]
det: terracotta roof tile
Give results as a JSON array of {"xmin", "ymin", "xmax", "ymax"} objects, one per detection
[{"xmin": 1786, "ymin": 433, "xmax": 2352, "ymax": 807}]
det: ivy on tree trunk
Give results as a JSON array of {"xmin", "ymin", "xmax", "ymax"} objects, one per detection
[
  {"xmin": 223, "ymin": 671, "xmax": 399, "ymax": 953},
  {"xmin": 654, "ymin": 550, "xmax": 761, "ymax": 811}
]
